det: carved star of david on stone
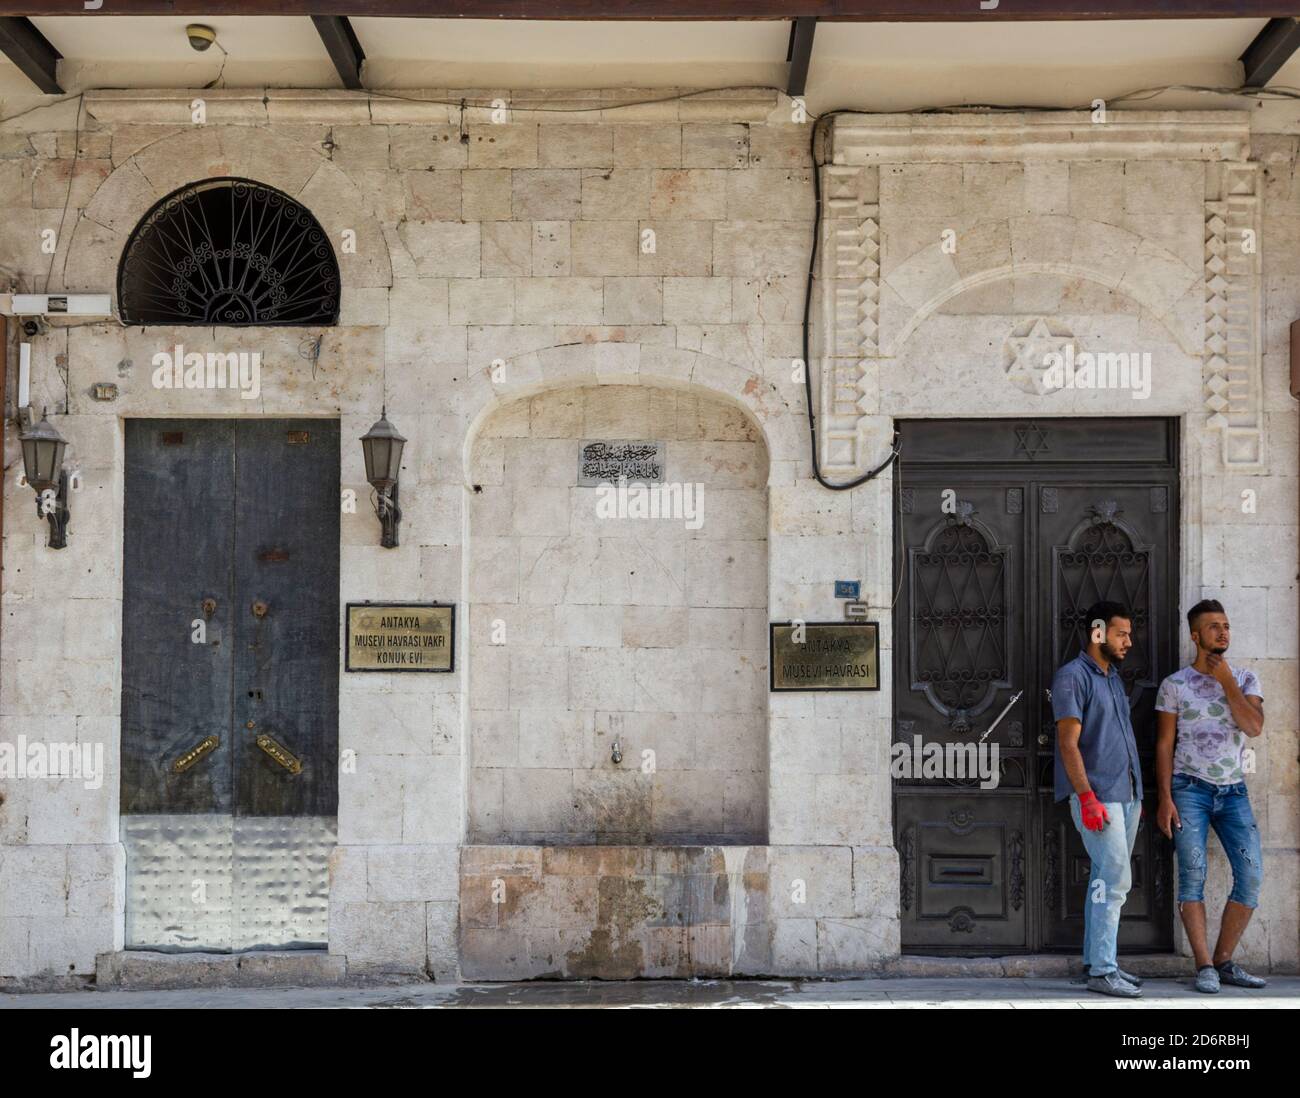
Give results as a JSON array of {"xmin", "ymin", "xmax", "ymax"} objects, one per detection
[
  {"xmin": 1014, "ymin": 422, "xmax": 1051, "ymax": 460},
  {"xmin": 1005, "ymin": 317, "xmax": 1075, "ymax": 396}
]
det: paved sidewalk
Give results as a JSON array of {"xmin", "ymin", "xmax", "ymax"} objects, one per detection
[{"xmin": 3, "ymin": 976, "xmax": 1299, "ymax": 1009}]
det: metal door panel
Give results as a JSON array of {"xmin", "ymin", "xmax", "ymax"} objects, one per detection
[
  {"xmin": 122, "ymin": 419, "xmax": 340, "ymax": 952},
  {"xmin": 894, "ymin": 418, "xmax": 1177, "ymax": 955},
  {"xmin": 894, "ymin": 477, "xmax": 1030, "ymax": 949},
  {"xmin": 123, "ymin": 814, "xmax": 234, "ymax": 951},
  {"xmin": 896, "ymin": 482, "xmax": 1027, "ymax": 748},
  {"xmin": 230, "ymin": 816, "xmax": 335, "ymax": 950},
  {"xmin": 897, "ymin": 791, "xmax": 1028, "ymax": 950},
  {"xmin": 122, "ymin": 420, "xmax": 236, "ymax": 814},
  {"xmin": 1035, "ymin": 481, "xmax": 1176, "ymax": 951},
  {"xmin": 232, "ymin": 420, "xmax": 340, "ymax": 818}
]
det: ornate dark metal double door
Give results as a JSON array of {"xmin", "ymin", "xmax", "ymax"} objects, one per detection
[{"xmin": 893, "ymin": 419, "xmax": 1178, "ymax": 954}]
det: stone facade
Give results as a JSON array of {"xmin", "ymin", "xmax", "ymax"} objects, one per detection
[
  {"xmin": 0, "ymin": 89, "xmax": 1294, "ymax": 984},
  {"xmin": 822, "ymin": 111, "xmax": 1296, "ymax": 973}
]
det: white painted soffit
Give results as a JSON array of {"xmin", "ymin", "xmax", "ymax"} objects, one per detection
[
  {"xmin": 829, "ymin": 111, "xmax": 1254, "ymax": 163},
  {"xmin": 0, "ymin": 16, "xmax": 1270, "ymax": 109}
]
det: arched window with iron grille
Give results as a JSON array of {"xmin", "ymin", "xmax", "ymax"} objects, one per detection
[{"xmin": 117, "ymin": 177, "xmax": 340, "ymax": 327}]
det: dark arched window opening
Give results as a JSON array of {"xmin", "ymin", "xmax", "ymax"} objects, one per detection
[{"xmin": 118, "ymin": 177, "xmax": 340, "ymax": 326}]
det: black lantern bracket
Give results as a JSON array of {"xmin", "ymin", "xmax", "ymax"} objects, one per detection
[
  {"xmin": 19, "ymin": 407, "xmax": 71, "ymax": 550},
  {"xmin": 34, "ymin": 467, "xmax": 71, "ymax": 550},
  {"xmin": 360, "ymin": 407, "xmax": 406, "ymax": 550},
  {"xmin": 374, "ymin": 482, "xmax": 401, "ymax": 549}
]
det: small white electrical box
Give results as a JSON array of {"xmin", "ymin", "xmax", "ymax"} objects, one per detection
[{"xmin": 7, "ymin": 293, "xmax": 113, "ymax": 316}]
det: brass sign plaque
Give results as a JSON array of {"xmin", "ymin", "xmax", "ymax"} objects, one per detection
[
  {"xmin": 346, "ymin": 603, "xmax": 455, "ymax": 672},
  {"xmin": 769, "ymin": 621, "xmax": 880, "ymax": 692}
]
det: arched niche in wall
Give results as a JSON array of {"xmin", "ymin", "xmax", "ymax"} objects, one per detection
[
  {"xmin": 464, "ymin": 382, "xmax": 771, "ymax": 847},
  {"xmin": 117, "ymin": 177, "xmax": 340, "ymax": 326}
]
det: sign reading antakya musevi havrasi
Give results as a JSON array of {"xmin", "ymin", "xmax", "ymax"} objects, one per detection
[{"xmin": 769, "ymin": 621, "xmax": 880, "ymax": 691}]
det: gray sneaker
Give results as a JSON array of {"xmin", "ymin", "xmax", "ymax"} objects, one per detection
[
  {"xmin": 1217, "ymin": 960, "xmax": 1267, "ymax": 988},
  {"xmin": 1085, "ymin": 964, "xmax": 1144, "ymax": 987},
  {"xmin": 1087, "ymin": 972, "xmax": 1143, "ymax": 998},
  {"xmin": 1195, "ymin": 965, "xmax": 1220, "ymax": 994}
]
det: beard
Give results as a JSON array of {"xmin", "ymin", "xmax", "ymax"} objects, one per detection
[{"xmin": 1100, "ymin": 641, "xmax": 1127, "ymax": 662}]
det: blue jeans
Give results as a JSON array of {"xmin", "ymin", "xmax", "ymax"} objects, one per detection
[
  {"xmin": 1171, "ymin": 774, "xmax": 1263, "ymax": 909},
  {"xmin": 1068, "ymin": 794, "xmax": 1141, "ymax": 976}
]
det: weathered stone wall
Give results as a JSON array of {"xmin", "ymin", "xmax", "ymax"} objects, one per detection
[
  {"xmin": 0, "ymin": 89, "xmax": 844, "ymax": 984},
  {"xmin": 468, "ymin": 384, "xmax": 768, "ymax": 845},
  {"xmin": 0, "ymin": 92, "xmax": 1295, "ymax": 983},
  {"xmin": 460, "ymin": 845, "xmax": 773, "ymax": 979}
]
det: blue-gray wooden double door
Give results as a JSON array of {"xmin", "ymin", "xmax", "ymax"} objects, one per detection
[
  {"xmin": 892, "ymin": 418, "xmax": 1178, "ymax": 955},
  {"xmin": 121, "ymin": 419, "xmax": 339, "ymax": 950}
]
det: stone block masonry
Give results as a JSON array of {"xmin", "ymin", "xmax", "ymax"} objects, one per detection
[{"xmin": 0, "ymin": 90, "xmax": 1295, "ymax": 983}]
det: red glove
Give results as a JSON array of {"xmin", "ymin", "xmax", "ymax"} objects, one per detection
[{"xmin": 1079, "ymin": 791, "xmax": 1110, "ymax": 832}]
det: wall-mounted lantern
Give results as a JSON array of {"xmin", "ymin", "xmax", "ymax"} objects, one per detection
[
  {"xmin": 360, "ymin": 409, "xmax": 405, "ymax": 549},
  {"xmin": 20, "ymin": 408, "xmax": 70, "ymax": 549}
]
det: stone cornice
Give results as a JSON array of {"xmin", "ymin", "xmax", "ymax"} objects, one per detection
[
  {"xmin": 81, "ymin": 88, "xmax": 780, "ymax": 126},
  {"xmin": 830, "ymin": 111, "xmax": 1251, "ymax": 163}
]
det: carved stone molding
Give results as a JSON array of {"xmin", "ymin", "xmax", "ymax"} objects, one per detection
[
  {"xmin": 1203, "ymin": 161, "xmax": 1264, "ymax": 469},
  {"xmin": 817, "ymin": 162, "xmax": 878, "ymax": 472},
  {"xmin": 82, "ymin": 87, "xmax": 779, "ymax": 126},
  {"xmin": 829, "ymin": 111, "xmax": 1250, "ymax": 165},
  {"xmin": 818, "ymin": 112, "xmax": 1262, "ymax": 476}
]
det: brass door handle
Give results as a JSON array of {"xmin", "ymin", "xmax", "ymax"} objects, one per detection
[
  {"xmin": 251, "ymin": 600, "xmax": 269, "ymax": 619},
  {"xmin": 256, "ymin": 733, "xmax": 302, "ymax": 774},
  {"xmin": 171, "ymin": 735, "xmax": 219, "ymax": 773}
]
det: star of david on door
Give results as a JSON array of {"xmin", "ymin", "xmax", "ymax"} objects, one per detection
[{"xmin": 1014, "ymin": 422, "xmax": 1051, "ymax": 460}]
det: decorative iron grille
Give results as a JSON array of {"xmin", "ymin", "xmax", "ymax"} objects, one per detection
[
  {"xmin": 118, "ymin": 178, "xmax": 340, "ymax": 326},
  {"xmin": 908, "ymin": 508, "xmax": 1010, "ymax": 730},
  {"xmin": 1052, "ymin": 503, "xmax": 1156, "ymax": 699}
]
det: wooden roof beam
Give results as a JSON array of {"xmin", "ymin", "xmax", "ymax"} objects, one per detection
[
  {"xmin": 1240, "ymin": 16, "xmax": 1300, "ymax": 87},
  {"xmin": 0, "ymin": 15, "xmax": 61, "ymax": 93},
  {"xmin": 786, "ymin": 16, "xmax": 817, "ymax": 98},
  {"xmin": 311, "ymin": 14, "xmax": 365, "ymax": 89}
]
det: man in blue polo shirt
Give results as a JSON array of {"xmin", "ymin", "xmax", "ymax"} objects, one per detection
[{"xmin": 1051, "ymin": 600, "xmax": 1145, "ymax": 998}]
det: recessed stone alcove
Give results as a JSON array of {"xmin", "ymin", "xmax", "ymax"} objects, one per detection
[{"xmin": 466, "ymin": 383, "xmax": 770, "ymax": 845}]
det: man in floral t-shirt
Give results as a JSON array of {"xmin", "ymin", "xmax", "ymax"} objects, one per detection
[{"xmin": 1155, "ymin": 599, "xmax": 1267, "ymax": 994}]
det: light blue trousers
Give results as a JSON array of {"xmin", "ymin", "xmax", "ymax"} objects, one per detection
[{"xmin": 1068, "ymin": 794, "xmax": 1141, "ymax": 976}]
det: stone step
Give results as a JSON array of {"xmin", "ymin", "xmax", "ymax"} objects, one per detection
[
  {"xmin": 96, "ymin": 950, "xmax": 349, "ymax": 991},
  {"xmin": 883, "ymin": 954, "xmax": 1191, "ymax": 979}
]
